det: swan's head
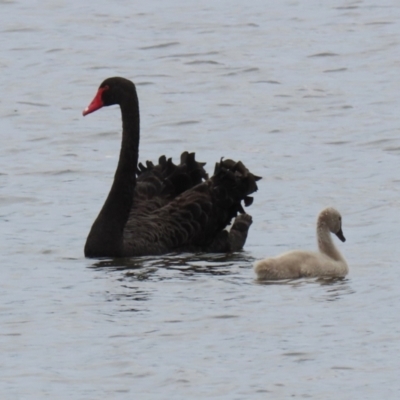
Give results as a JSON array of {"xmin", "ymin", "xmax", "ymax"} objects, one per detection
[
  {"xmin": 82, "ymin": 77, "xmax": 137, "ymax": 116},
  {"xmin": 318, "ymin": 207, "xmax": 346, "ymax": 242}
]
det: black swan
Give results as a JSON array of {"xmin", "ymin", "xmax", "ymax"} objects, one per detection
[{"xmin": 82, "ymin": 77, "xmax": 260, "ymax": 258}]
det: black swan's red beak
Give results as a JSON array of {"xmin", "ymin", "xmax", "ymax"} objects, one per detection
[{"xmin": 82, "ymin": 86, "xmax": 107, "ymax": 116}]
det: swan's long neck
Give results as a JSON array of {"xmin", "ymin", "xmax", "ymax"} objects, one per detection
[
  {"xmin": 316, "ymin": 223, "xmax": 345, "ymax": 263},
  {"xmin": 85, "ymin": 96, "xmax": 140, "ymax": 257}
]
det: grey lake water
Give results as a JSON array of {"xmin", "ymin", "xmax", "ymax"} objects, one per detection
[{"xmin": 1, "ymin": 0, "xmax": 400, "ymax": 398}]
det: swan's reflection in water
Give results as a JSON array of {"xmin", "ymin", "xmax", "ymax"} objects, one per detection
[
  {"xmin": 89, "ymin": 252, "xmax": 253, "ymax": 278},
  {"xmin": 88, "ymin": 252, "xmax": 254, "ymax": 312}
]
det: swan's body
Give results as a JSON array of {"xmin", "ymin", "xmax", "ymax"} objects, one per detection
[
  {"xmin": 254, "ymin": 207, "xmax": 348, "ymax": 280},
  {"xmin": 83, "ymin": 77, "xmax": 260, "ymax": 258}
]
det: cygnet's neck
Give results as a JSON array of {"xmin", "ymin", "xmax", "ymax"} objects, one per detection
[{"xmin": 316, "ymin": 222, "xmax": 345, "ymax": 263}]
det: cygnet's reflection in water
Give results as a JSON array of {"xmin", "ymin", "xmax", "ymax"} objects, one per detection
[{"xmin": 256, "ymin": 275, "xmax": 354, "ymax": 302}]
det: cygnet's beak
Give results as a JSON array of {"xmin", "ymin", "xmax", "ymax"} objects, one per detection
[{"xmin": 335, "ymin": 228, "xmax": 346, "ymax": 242}]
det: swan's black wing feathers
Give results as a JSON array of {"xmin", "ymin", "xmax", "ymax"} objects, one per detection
[{"xmin": 123, "ymin": 158, "xmax": 260, "ymax": 255}]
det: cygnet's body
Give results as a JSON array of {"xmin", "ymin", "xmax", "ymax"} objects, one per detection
[{"xmin": 254, "ymin": 207, "xmax": 348, "ymax": 280}]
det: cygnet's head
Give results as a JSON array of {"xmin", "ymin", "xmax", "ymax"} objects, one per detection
[{"xmin": 318, "ymin": 207, "xmax": 346, "ymax": 242}]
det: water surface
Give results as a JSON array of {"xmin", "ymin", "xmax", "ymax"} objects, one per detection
[{"xmin": 1, "ymin": 0, "xmax": 400, "ymax": 398}]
